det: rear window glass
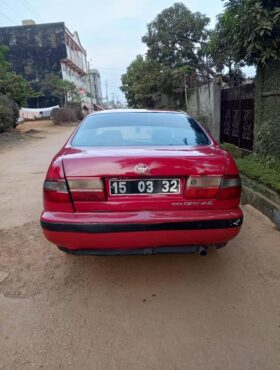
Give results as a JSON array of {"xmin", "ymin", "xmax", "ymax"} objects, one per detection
[{"xmin": 71, "ymin": 112, "xmax": 210, "ymax": 147}]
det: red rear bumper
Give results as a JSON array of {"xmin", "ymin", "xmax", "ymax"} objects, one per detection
[{"xmin": 41, "ymin": 208, "xmax": 243, "ymax": 253}]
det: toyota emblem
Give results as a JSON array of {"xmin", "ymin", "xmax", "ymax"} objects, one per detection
[{"xmin": 135, "ymin": 164, "xmax": 150, "ymax": 175}]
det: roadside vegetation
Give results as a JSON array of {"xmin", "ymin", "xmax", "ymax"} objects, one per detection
[
  {"xmin": 121, "ymin": 0, "xmax": 280, "ymax": 184},
  {"xmin": 42, "ymin": 74, "xmax": 83, "ymax": 124},
  {"xmin": 121, "ymin": 1, "xmax": 280, "ymax": 110},
  {"xmin": 0, "ymin": 46, "xmax": 84, "ymax": 129},
  {"xmin": 0, "ymin": 45, "xmax": 36, "ymax": 132},
  {"xmin": 0, "ymin": 95, "xmax": 19, "ymax": 133},
  {"xmin": 51, "ymin": 107, "xmax": 78, "ymax": 125},
  {"xmin": 222, "ymin": 143, "xmax": 280, "ymax": 193}
]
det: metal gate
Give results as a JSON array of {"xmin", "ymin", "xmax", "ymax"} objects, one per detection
[{"xmin": 221, "ymin": 84, "xmax": 255, "ymax": 151}]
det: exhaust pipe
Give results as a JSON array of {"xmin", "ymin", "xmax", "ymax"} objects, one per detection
[{"xmin": 198, "ymin": 246, "xmax": 208, "ymax": 256}]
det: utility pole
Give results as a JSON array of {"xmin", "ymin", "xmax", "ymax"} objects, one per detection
[
  {"xmin": 105, "ymin": 80, "xmax": 108, "ymax": 102},
  {"xmin": 184, "ymin": 74, "xmax": 188, "ymax": 112}
]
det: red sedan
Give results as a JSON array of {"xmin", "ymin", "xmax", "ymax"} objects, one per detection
[{"xmin": 41, "ymin": 110, "xmax": 243, "ymax": 256}]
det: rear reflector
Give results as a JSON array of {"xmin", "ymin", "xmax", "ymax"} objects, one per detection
[{"xmin": 68, "ymin": 177, "xmax": 106, "ymax": 202}]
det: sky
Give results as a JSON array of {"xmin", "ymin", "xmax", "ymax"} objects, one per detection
[{"xmin": 1, "ymin": 0, "xmax": 252, "ymax": 102}]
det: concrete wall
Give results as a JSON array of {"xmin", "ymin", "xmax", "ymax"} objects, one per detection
[
  {"xmin": 241, "ymin": 174, "xmax": 280, "ymax": 230},
  {"xmin": 254, "ymin": 60, "xmax": 280, "ymax": 158},
  {"xmin": 186, "ymin": 78, "xmax": 221, "ymax": 141}
]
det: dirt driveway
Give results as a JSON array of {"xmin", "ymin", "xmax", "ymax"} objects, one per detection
[{"xmin": 0, "ymin": 121, "xmax": 280, "ymax": 370}]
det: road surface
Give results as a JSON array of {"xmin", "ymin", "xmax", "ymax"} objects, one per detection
[{"xmin": 0, "ymin": 121, "xmax": 280, "ymax": 370}]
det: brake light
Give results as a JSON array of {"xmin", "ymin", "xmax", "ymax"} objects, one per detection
[
  {"xmin": 218, "ymin": 176, "xmax": 242, "ymax": 200},
  {"xmin": 68, "ymin": 177, "xmax": 106, "ymax": 201},
  {"xmin": 185, "ymin": 176, "xmax": 222, "ymax": 199}
]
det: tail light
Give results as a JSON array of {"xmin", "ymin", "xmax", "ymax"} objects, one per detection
[
  {"xmin": 43, "ymin": 180, "xmax": 70, "ymax": 203},
  {"xmin": 43, "ymin": 157, "xmax": 73, "ymax": 211},
  {"xmin": 43, "ymin": 178, "xmax": 73, "ymax": 211},
  {"xmin": 68, "ymin": 177, "xmax": 106, "ymax": 201},
  {"xmin": 185, "ymin": 175, "xmax": 241, "ymax": 200},
  {"xmin": 185, "ymin": 176, "xmax": 222, "ymax": 199},
  {"xmin": 218, "ymin": 176, "xmax": 242, "ymax": 199}
]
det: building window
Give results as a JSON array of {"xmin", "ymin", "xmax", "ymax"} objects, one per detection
[
  {"xmin": 49, "ymin": 33, "xmax": 57, "ymax": 48},
  {"xmin": 9, "ymin": 34, "xmax": 16, "ymax": 46},
  {"xmin": 24, "ymin": 64, "xmax": 32, "ymax": 75}
]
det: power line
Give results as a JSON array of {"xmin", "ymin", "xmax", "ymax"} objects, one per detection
[
  {"xmin": 100, "ymin": 67, "xmax": 126, "ymax": 73},
  {"xmin": 0, "ymin": 12, "xmax": 17, "ymax": 26},
  {"xmin": 107, "ymin": 84, "xmax": 122, "ymax": 89},
  {"xmin": 21, "ymin": 0, "xmax": 43, "ymax": 22},
  {"xmin": 2, "ymin": 0, "xmax": 24, "ymax": 21}
]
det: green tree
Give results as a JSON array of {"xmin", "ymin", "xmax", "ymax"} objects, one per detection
[
  {"xmin": 0, "ymin": 45, "xmax": 35, "ymax": 106},
  {"xmin": 142, "ymin": 2, "xmax": 211, "ymax": 73},
  {"xmin": 121, "ymin": 55, "xmax": 193, "ymax": 109},
  {"xmin": 159, "ymin": 64, "xmax": 194, "ymax": 107},
  {"xmin": 215, "ymin": 1, "xmax": 280, "ymax": 159},
  {"xmin": 121, "ymin": 3, "xmax": 216, "ymax": 109},
  {"xmin": 121, "ymin": 55, "xmax": 162, "ymax": 108},
  {"xmin": 223, "ymin": 67, "xmax": 246, "ymax": 86},
  {"xmin": 0, "ymin": 72, "xmax": 35, "ymax": 107},
  {"xmin": 41, "ymin": 74, "xmax": 81, "ymax": 106},
  {"xmin": 216, "ymin": 0, "xmax": 280, "ymax": 66}
]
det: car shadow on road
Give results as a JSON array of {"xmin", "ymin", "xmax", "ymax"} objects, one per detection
[{"xmin": 59, "ymin": 247, "xmax": 235, "ymax": 301}]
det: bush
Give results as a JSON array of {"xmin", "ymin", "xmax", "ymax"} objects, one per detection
[
  {"xmin": 195, "ymin": 114, "xmax": 210, "ymax": 130},
  {"xmin": 221, "ymin": 142, "xmax": 280, "ymax": 192},
  {"xmin": 236, "ymin": 156, "xmax": 280, "ymax": 193},
  {"xmin": 0, "ymin": 95, "xmax": 19, "ymax": 133},
  {"xmin": 66, "ymin": 102, "xmax": 84, "ymax": 120},
  {"xmin": 51, "ymin": 107, "xmax": 77, "ymax": 125},
  {"xmin": 221, "ymin": 143, "xmax": 242, "ymax": 159}
]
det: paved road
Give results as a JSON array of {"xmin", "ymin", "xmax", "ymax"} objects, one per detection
[{"xmin": 0, "ymin": 121, "xmax": 280, "ymax": 370}]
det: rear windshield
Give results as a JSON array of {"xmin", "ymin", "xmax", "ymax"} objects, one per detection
[{"xmin": 71, "ymin": 112, "xmax": 210, "ymax": 147}]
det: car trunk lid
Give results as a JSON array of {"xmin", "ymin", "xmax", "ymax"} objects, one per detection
[{"xmin": 62, "ymin": 146, "xmax": 226, "ymax": 212}]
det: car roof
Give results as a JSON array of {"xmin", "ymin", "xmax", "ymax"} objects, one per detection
[{"xmin": 89, "ymin": 109, "xmax": 189, "ymax": 116}]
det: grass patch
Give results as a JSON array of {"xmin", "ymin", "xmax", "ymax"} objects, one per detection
[
  {"xmin": 221, "ymin": 143, "xmax": 242, "ymax": 159},
  {"xmin": 222, "ymin": 143, "xmax": 280, "ymax": 193}
]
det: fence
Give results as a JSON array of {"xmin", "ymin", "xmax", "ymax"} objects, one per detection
[{"xmin": 220, "ymin": 84, "xmax": 255, "ymax": 151}]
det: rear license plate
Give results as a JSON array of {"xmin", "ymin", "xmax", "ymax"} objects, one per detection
[{"xmin": 109, "ymin": 179, "xmax": 180, "ymax": 195}]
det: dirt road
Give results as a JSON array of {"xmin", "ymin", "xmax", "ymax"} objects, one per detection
[{"xmin": 1, "ymin": 121, "xmax": 280, "ymax": 370}]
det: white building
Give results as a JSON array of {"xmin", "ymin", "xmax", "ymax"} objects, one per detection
[
  {"xmin": 61, "ymin": 27, "xmax": 90, "ymax": 105},
  {"xmin": 0, "ymin": 20, "xmax": 102, "ymax": 108},
  {"xmin": 88, "ymin": 69, "xmax": 103, "ymax": 105}
]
